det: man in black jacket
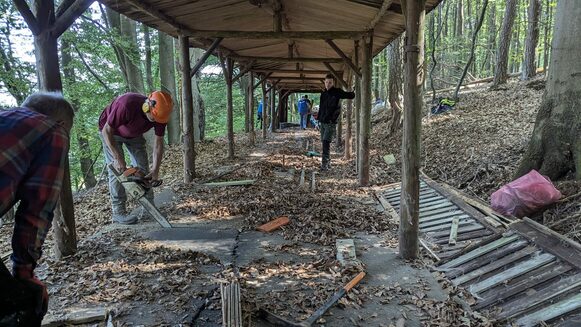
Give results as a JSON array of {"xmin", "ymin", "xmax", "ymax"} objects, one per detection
[{"xmin": 318, "ymin": 74, "xmax": 355, "ymax": 170}]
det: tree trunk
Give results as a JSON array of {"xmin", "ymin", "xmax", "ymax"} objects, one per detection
[
  {"xmin": 521, "ymin": 0, "xmax": 542, "ymax": 80},
  {"xmin": 492, "ymin": 0, "xmax": 518, "ymax": 87},
  {"xmin": 345, "ymin": 74, "xmax": 353, "ymax": 160},
  {"xmin": 388, "ymin": 36, "xmax": 403, "ymax": 134},
  {"xmin": 61, "ymin": 38, "xmax": 97, "ymax": 189},
  {"xmin": 516, "ymin": 0, "xmax": 581, "ymax": 180},
  {"xmin": 159, "ymin": 32, "xmax": 180, "ymax": 145},
  {"xmin": 191, "ymin": 48, "xmax": 206, "ymax": 142},
  {"xmin": 179, "ymin": 36, "xmax": 195, "ymax": 182},
  {"xmin": 248, "ymin": 72, "xmax": 255, "ymax": 145},
  {"xmin": 542, "ymin": 0, "xmax": 552, "ymax": 74},
  {"xmin": 119, "ymin": 15, "xmax": 145, "ymax": 94},
  {"xmin": 454, "ymin": 0, "xmax": 489, "ymax": 100},
  {"xmin": 456, "ymin": 0, "xmax": 464, "ymax": 37},
  {"xmin": 354, "ymin": 40, "xmax": 361, "ymax": 173},
  {"xmin": 104, "ymin": 7, "xmax": 130, "ymax": 91},
  {"xmin": 143, "ymin": 25, "xmax": 153, "ymax": 92},
  {"xmin": 239, "ymin": 73, "xmax": 250, "ymax": 133},
  {"xmin": 484, "ymin": 1, "xmax": 497, "ymax": 75},
  {"xmin": 400, "ymin": 0, "xmax": 426, "ymax": 260}
]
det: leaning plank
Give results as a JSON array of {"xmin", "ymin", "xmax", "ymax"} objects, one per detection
[
  {"xmin": 511, "ymin": 218, "xmax": 581, "ymax": 269},
  {"xmin": 498, "ymin": 273, "xmax": 581, "ymax": 319},
  {"xmin": 474, "ymin": 261, "xmax": 571, "ymax": 310},
  {"xmin": 202, "ymin": 179, "xmax": 255, "ymax": 187},
  {"xmin": 468, "ymin": 252, "xmax": 555, "ymax": 294},
  {"xmin": 257, "ymin": 216, "xmax": 290, "ymax": 232},
  {"xmin": 451, "ymin": 246, "xmax": 537, "ymax": 286},
  {"xmin": 376, "ymin": 194, "xmax": 399, "ymax": 224},
  {"xmin": 420, "ymin": 238, "xmax": 441, "ymax": 261},
  {"xmin": 439, "ymin": 234, "xmax": 520, "ymax": 270},
  {"xmin": 42, "ymin": 307, "xmax": 108, "ymax": 326},
  {"xmin": 514, "ymin": 293, "xmax": 581, "ymax": 327}
]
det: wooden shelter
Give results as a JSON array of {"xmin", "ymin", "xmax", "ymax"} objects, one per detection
[{"xmin": 13, "ymin": 0, "xmax": 441, "ymax": 259}]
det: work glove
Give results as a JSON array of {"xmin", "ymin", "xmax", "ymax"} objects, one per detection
[{"xmin": 13, "ymin": 266, "xmax": 49, "ymax": 319}]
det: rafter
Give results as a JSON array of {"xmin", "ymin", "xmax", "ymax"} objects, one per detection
[
  {"xmin": 184, "ymin": 30, "xmax": 367, "ymax": 40},
  {"xmin": 325, "ymin": 39, "xmax": 362, "ymax": 78},
  {"xmin": 190, "ymin": 38, "xmax": 223, "ymax": 78}
]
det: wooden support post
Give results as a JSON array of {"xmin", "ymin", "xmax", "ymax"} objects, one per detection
[
  {"xmin": 225, "ymin": 57, "xmax": 235, "ymax": 159},
  {"xmin": 190, "ymin": 37, "xmax": 222, "ymax": 78},
  {"xmin": 399, "ymin": 0, "xmax": 426, "ymax": 260},
  {"xmin": 311, "ymin": 171, "xmax": 316, "ymax": 192},
  {"xmin": 249, "ymin": 71, "xmax": 255, "ymax": 145},
  {"xmin": 261, "ymin": 81, "xmax": 267, "ymax": 139},
  {"xmin": 345, "ymin": 70, "xmax": 354, "ymax": 160},
  {"xmin": 269, "ymin": 87, "xmax": 276, "ymax": 132},
  {"xmin": 325, "ymin": 39, "xmax": 362, "ymax": 78},
  {"xmin": 253, "ymin": 72, "xmax": 272, "ymax": 90},
  {"xmin": 358, "ymin": 35, "xmax": 373, "ymax": 186},
  {"xmin": 354, "ymin": 40, "xmax": 361, "ymax": 174},
  {"xmin": 180, "ymin": 35, "xmax": 195, "ymax": 182}
]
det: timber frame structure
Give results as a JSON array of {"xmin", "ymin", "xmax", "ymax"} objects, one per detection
[{"xmin": 12, "ymin": 0, "xmax": 441, "ymax": 260}]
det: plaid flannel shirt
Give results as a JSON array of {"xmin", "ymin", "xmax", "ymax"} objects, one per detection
[{"xmin": 0, "ymin": 108, "xmax": 68, "ymax": 278}]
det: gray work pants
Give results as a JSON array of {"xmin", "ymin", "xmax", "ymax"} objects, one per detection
[{"xmin": 100, "ymin": 133, "xmax": 154, "ymax": 214}]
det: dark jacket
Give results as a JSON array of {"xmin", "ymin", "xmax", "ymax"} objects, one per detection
[{"xmin": 318, "ymin": 87, "xmax": 355, "ymax": 124}]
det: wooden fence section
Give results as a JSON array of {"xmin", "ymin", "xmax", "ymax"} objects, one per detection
[
  {"xmin": 437, "ymin": 218, "xmax": 581, "ymax": 326},
  {"xmin": 376, "ymin": 176, "xmax": 508, "ymax": 259},
  {"xmin": 376, "ymin": 177, "xmax": 581, "ymax": 325}
]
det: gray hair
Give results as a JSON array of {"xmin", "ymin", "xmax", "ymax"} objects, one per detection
[{"xmin": 21, "ymin": 92, "xmax": 75, "ymax": 126}]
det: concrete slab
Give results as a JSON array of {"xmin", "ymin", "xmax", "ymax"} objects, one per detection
[
  {"xmin": 143, "ymin": 227, "xmax": 238, "ymax": 265},
  {"xmin": 236, "ymin": 231, "xmax": 322, "ymax": 267}
]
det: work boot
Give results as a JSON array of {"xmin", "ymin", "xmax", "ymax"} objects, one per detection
[{"xmin": 111, "ymin": 210, "xmax": 137, "ymax": 225}]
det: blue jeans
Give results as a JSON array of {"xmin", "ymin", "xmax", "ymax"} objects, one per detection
[
  {"xmin": 299, "ymin": 113, "xmax": 308, "ymax": 129},
  {"xmin": 99, "ymin": 133, "xmax": 153, "ymax": 214}
]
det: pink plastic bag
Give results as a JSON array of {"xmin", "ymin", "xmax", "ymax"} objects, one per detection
[{"xmin": 491, "ymin": 170, "xmax": 561, "ymax": 218}]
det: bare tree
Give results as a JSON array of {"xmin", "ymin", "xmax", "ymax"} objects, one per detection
[
  {"xmin": 521, "ymin": 0, "xmax": 542, "ymax": 80},
  {"xmin": 491, "ymin": 0, "xmax": 518, "ymax": 88}
]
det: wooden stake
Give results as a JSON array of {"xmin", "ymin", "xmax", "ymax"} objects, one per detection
[
  {"xmin": 449, "ymin": 217, "xmax": 460, "ymax": 245},
  {"xmin": 299, "ymin": 168, "xmax": 305, "ymax": 187},
  {"xmin": 311, "ymin": 171, "xmax": 316, "ymax": 192}
]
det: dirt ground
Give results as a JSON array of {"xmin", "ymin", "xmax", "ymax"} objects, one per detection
[{"xmin": 0, "ymin": 76, "xmax": 578, "ymax": 326}]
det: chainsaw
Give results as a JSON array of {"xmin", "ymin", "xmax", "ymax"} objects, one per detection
[{"xmin": 108, "ymin": 165, "xmax": 172, "ymax": 228}]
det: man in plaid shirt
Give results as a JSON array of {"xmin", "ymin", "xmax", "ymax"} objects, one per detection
[{"xmin": 0, "ymin": 92, "xmax": 74, "ymax": 325}]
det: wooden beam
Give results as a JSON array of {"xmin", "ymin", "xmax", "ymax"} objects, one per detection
[
  {"xmin": 326, "ymin": 39, "xmax": 362, "ymax": 78},
  {"xmin": 323, "ymin": 62, "xmax": 348, "ymax": 89},
  {"xmin": 234, "ymin": 56, "xmax": 343, "ymax": 63},
  {"xmin": 354, "ymin": 40, "xmax": 361, "ymax": 173},
  {"xmin": 190, "ymin": 37, "xmax": 223, "ymax": 78},
  {"xmin": 272, "ymin": 0, "xmax": 282, "ymax": 32},
  {"xmin": 399, "ymin": 0, "xmax": 427, "ymax": 260},
  {"xmin": 265, "ymin": 79, "xmax": 281, "ymax": 93},
  {"xmin": 232, "ymin": 61, "xmax": 255, "ymax": 84},
  {"xmin": 184, "ymin": 30, "xmax": 366, "ymax": 40},
  {"xmin": 253, "ymin": 69, "xmax": 342, "ymax": 74},
  {"xmin": 51, "ymin": 0, "xmax": 94, "ymax": 38},
  {"xmin": 13, "ymin": 0, "xmax": 40, "ymax": 35},
  {"xmin": 253, "ymin": 72, "xmax": 273, "ymax": 90},
  {"xmin": 180, "ymin": 35, "xmax": 195, "ymax": 182},
  {"xmin": 366, "ymin": 0, "xmax": 394, "ymax": 30},
  {"xmin": 268, "ymin": 76, "xmax": 326, "ymax": 80}
]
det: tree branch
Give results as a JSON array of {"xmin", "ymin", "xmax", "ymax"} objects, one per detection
[
  {"xmin": 71, "ymin": 42, "xmax": 111, "ymax": 91},
  {"xmin": 52, "ymin": 0, "xmax": 95, "ymax": 38},
  {"xmin": 12, "ymin": 0, "xmax": 40, "ymax": 35}
]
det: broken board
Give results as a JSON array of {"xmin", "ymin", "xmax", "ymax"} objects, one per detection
[
  {"xmin": 336, "ymin": 239, "xmax": 357, "ymax": 266},
  {"xmin": 257, "ymin": 216, "xmax": 290, "ymax": 232}
]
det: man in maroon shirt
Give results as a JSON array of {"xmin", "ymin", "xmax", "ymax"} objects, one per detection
[{"xmin": 98, "ymin": 91, "xmax": 173, "ymax": 224}]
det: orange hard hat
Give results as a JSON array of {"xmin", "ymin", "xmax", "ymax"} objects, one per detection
[{"xmin": 148, "ymin": 91, "xmax": 173, "ymax": 123}]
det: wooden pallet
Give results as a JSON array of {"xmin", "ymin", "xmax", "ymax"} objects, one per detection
[
  {"xmin": 376, "ymin": 176, "xmax": 507, "ymax": 259},
  {"xmin": 436, "ymin": 218, "xmax": 581, "ymax": 326}
]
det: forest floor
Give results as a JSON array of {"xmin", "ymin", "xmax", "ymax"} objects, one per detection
[{"xmin": 0, "ymin": 75, "xmax": 579, "ymax": 326}]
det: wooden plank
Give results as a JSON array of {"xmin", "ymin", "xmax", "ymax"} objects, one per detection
[
  {"xmin": 420, "ymin": 219, "xmax": 474, "ymax": 233},
  {"xmin": 420, "ymin": 238, "xmax": 440, "ymax": 261},
  {"xmin": 468, "ymin": 252, "xmax": 555, "ymax": 294},
  {"xmin": 420, "ymin": 210, "xmax": 465, "ymax": 223},
  {"xmin": 377, "ymin": 194, "xmax": 399, "ymax": 224},
  {"xmin": 257, "ymin": 216, "xmax": 290, "ymax": 232},
  {"xmin": 336, "ymin": 239, "xmax": 357, "ymax": 266},
  {"xmin": 439, "ymin": 234, "xmax": 520, "ymax": 270},
  {"xmin": 419, "ymin": 214, "xmax": 470, "ymax": 229},
  {"xmin": 42, "ymin": 307, "xmax": 108, "ymax": 326},
  {"xmin": 427, "ymin": 224, "xmax": 485, "ymax": 239},
  {"xmin": 434, "ymin": 229, "xmax": 493, "ymax": 245},
  {"xmin": 498, "ymin": 273, "xmax": 581, "ymax": 319},
  {"xmin": 474, "ymin": 262, "xmax": 572, "ymax": 310},
  {"xmin": 419, "ymin": 205, "xmax": 462, "ymax": 218},
  {"xmin": 202, "ymin": 179, "xmax": 255, "ymax": 187},
  {"xmin": 515, "ymin": 293, "xmax": 581, "ymax": 327},
  {"xmin": 385, "ymin": 189, "xmax": 436, "ymax": 200},
  {"xmin": 511, "ymin": 218, "xmax": 581, "ymax": 269},
  {"xmin": 448, "ymin": 218, "xmax": 459, "ymax": 245},
  {"xmin": 451, "ymin": 246, "xmax": 537, "ymax": 286},
  {"xmin": 444, "ymin": 240, "xmax": 530, "ymax": 279},
  {"xmin": 299, "ymin": 169, "xmax": 305, "ymax": 187}
]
